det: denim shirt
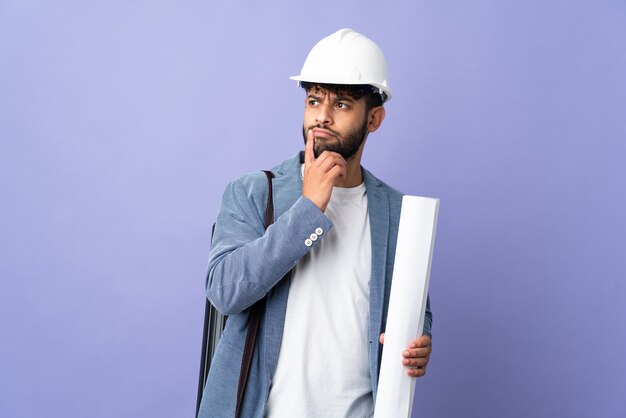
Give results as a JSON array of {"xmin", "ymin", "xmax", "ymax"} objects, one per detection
[{"xmin": 198, "ymin": 152, "xmax": 432, "ymax": 418}]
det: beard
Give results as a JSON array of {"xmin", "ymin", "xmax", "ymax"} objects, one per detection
[{"xmin": 302, "ymin": 118, "xmax": 368, "ymax": 160}]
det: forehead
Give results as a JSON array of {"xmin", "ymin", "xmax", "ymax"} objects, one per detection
[{"xmin": 306, "ymin": 85, "xmax": 358, "ymax": 101}]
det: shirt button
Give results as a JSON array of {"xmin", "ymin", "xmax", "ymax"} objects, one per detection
[
  {"xmin": 304, "ymin": 238, "xmax": 313, "ymax": 247},
  {"xmin": 315, "ymin": 227, "xmax": 323, "ymax": 236},
  {"xmin": 310, "ymin": 233, "xmax": 318, "ymax": 241}
]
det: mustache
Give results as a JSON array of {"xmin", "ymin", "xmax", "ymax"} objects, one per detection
[{"xmin": 306, "ymin": 124, "xmax": 340, "ymax": 138}]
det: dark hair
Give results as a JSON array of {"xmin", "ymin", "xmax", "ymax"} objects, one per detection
[{"xmin": 300, "ymin": 81, "xmax": 385, "ymax": 110}]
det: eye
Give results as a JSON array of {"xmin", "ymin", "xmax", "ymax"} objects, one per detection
[
  {"xmin": 308, "ymin": 99, "xmax": 319, "ymax": 106},
  {"xmin": 336, "ymin": 102, "xmax": 349, "ymax": 109}
]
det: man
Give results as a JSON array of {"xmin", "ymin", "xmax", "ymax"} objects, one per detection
[{"xmin": 198, "ymin": 28, "xmax": 432, "ymax": 417}]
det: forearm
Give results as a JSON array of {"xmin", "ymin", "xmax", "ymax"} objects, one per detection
[{"xmin": 207, "ymin": 193, "xmax": 332, "ymax": 315}]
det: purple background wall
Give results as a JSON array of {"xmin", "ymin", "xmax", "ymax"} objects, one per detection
[{"xmin": 1, "ymin": 1, "xmax": 625, "ymax": 417}]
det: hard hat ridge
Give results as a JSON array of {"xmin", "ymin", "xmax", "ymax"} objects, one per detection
[{"xmin": 290, "ymin": 28, "xmax": 392, "ymax": 102}]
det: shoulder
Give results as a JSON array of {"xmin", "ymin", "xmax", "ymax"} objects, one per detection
[
  {"xmin": 220, "ymin": 152, "xmax": 301, "ymax": 212},
  {"xmin": 227, "ymin": 170, "xmax": 269, "ymax": 195},
  {"xmin": 226, "ymin": 152, "xmax": 301, "ymax": 192}
]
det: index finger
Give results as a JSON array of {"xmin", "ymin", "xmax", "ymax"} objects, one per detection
[
  {"xmin": 409, "ymin": 335, "xmax": 431, "ymax": 349},
  {"xmin": 305, "ymin": 129, "xmax": 315, "ymax": 166}
]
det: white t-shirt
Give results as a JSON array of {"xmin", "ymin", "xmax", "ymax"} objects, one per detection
[{"xmin": 265, "ymin": 177, "xmax": 373, "ymax": 417}]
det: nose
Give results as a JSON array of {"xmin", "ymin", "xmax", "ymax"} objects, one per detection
[{"xmin": 315, "ymin": 103, "xmax": 333, "ymax": 126}]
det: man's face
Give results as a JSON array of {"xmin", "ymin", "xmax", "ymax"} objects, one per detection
[{"xmin": 302, "ymin": 86, "xmax": 369, "ymax": 160}]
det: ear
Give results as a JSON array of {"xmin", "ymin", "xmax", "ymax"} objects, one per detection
[{"xmin": 367, "ymin": 106, "xmax": 386, "ymax": 133}]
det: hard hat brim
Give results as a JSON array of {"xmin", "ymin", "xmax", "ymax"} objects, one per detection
[{"xmin": 289, "ymin": 75, "xmax": 392, "ymax": 102}]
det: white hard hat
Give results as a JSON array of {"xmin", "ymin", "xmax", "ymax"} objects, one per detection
[{"xmin": 290, "ymin": 28, "xmax": 392, "ymax": 102}]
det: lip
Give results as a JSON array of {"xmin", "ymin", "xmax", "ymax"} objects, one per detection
[{"xmin": 312, "ymin": 128, "xmax": 335, "ymax": 138}]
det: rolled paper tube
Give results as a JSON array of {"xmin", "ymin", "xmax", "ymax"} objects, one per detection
[{"xmin": 374, "ymin": 195, "xmax": 439, "ymax": 418}]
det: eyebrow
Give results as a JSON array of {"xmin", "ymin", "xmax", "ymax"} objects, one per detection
[
  {"xmin": 307, "ymin": 93, "xmax": 355, "ymax": 104},
  {"xmin": 333, "ymin": 95, "xmax": 355, "ymax": 104}
]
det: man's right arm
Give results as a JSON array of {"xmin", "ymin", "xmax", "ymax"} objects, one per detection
[{"xmin": 206, "ymin": 176, "xmax": 333, "ymax": 315}]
